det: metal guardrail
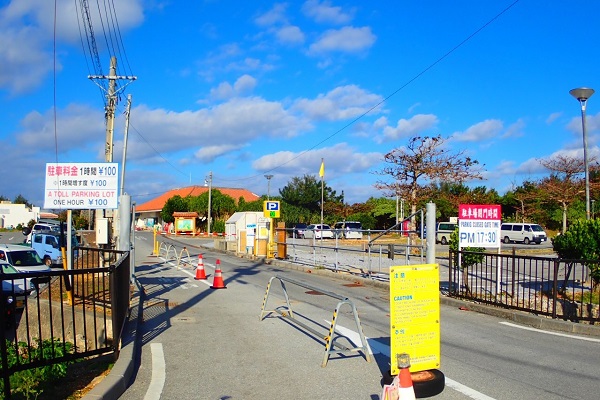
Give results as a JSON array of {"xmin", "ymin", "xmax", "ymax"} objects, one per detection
[
  {"xmin": 448, "ymin": 249, "xmax": 600, "ymax": 323},
  {"xmin": 0, "ymin": 247, "xmax": 131, "ymax": 398},
  {"xmin": 278, "ymin": 231, "xmax": 424, "ymax": 277},
  {"xmin": 260, "ymin": 275, "xmax": 371, "ymax": 367}
]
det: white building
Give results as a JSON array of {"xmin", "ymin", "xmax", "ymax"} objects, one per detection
[{"xmin": 0, "ymin": 202, "xmax": 41, "ymax": 229}]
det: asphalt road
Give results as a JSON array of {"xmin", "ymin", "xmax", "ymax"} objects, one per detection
[
  {"xmin": 2, "ymin": 230, "xmax": 597, "ymax": 399},
  {"xmin": 117, "ymin": 232, "xmax": 599, "ymax": 400}
]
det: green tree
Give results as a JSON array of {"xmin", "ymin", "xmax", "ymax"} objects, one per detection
[
  {"xmin": 187, "ymin": 190, "xmax": 236, "ymax": 229},
  {"xmin": 279, "ymin": 174, "xmax": 342, "ymax": 221},
  {"xmin": 449, "ymin": 228, "xmax": 484, "ymax": 295},
  {"xmin": 552, "ymin": 219, "xmax": 600, "ymax": 289},
  {"xmin": 236, "ymin": 197, "xmax": 264, "ymax": 212},
  {"xmin": 13, "ymin": 194, "xmax": 32, "ymax": 208},
  {"xmin": 161, "ymin": 195, "xmax": 187, "ymax": 224}
]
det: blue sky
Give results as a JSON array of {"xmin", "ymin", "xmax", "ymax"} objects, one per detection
[{"xmin": 1, "ymin": 0, "xmax": 599, "ymax": 209}]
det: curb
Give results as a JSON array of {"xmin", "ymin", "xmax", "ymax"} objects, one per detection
[{"xmin": 82, "ymin": 277, "xmax": 144, "ymax": 400}]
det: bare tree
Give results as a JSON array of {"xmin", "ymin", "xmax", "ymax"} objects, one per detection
[
  {"xmin": 375, "ymin": 135, "xmax": 484, "ymax": 225},
  {"xmin": 537, "ymin": 155, "xmax": 587, "ymax": 232}
]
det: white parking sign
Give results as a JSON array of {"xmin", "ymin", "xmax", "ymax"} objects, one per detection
[
  {"xmin": 44, "ymin": 162, "xmax": 119, "ymax": 209},
  {"xmin": 458, "ymin": 204, "xmax": 501, "ymax": 248}
]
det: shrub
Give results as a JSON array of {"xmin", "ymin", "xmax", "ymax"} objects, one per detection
[
  {"xmin": 0, "ymin": 339, "xmax": 74, "ymax": 399},
  {"xmin": 552, "ymin": 219, "xmax": 600, "ymax": 289}
]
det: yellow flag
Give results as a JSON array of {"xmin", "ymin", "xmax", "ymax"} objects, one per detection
[{"xmin": 319, "ymin": 159, "xmax": 325, "ymax": 178}]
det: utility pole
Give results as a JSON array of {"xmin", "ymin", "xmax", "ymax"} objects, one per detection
[
  {"xmin": 88, "ymin": 57, "xmax": 136, "ymax": 248},
  {"xmin": 105, "ymin": 57, "xmax": 117, "ymax": 162}
]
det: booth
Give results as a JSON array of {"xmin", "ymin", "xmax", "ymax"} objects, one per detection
[{"xmin": 225, "ymin": 212, "xmax": 269, "ymax": 255}]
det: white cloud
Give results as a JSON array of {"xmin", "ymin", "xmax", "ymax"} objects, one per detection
[
  {"xmin": 293, "ymin": 84, "xmax": 383, "ymax": 121},
  {"xmin": 378, "ymin": 114, "xmax": 438, "ymax": 142},
  {"xmin": 194, "ymin": 144, "xmax": 245, "ymax": 163},
  {"xmin": 502, "ymin": 119, "xmax": 525, "ymax": 139},
  {"xmin": 255, "ymin": 3, "xmax": 289, "ymax": 27},
  {"xmin": 452, "ymin": 119, "xmax": 503, "ymax": 142},
  {"xmin": 309, "ymin": 26, "xmax": 376, "ymax": 54},
  {"xmin": 252, "ymin": 142, "xmax": 381, "ymax": 177},
  {"xmin": 546, "ymin": 112, "xmax": 561, "ymax": 124},
  {"xmin": 209, "ymin": 75, "xmax": 258, "ymax": 100},
  {"xmin": 276, "ymin": 25, "xmax": 305, "ymax": 45},
  {"xmin": 0, "ymin": 0, "xmax": 143, "ymax": 94},
  {"xmin": 302, "ymin": 0, "xmax": 354, "ymax": 25},
  {"xmin": 17, "ymin": 104, "xmax": 104, "ymax": 152},
  {"xmin": 233, "ymin": 74, "xmax": 257, "ymax": 93}
]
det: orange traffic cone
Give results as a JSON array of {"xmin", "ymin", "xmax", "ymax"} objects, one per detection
[
  {"xmin": 194, "ymin": 254, "xmax": 207, "ymax": 280},
  {"xmin": 397, "ymin": 353, "xmax": 415, "ymax": 400},
  {"xmin": 211, "ymin": 259, "xmax": 227, "ymax": 289}
]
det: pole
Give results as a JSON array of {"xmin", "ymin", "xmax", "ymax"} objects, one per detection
[
  {"xmin": 320, "ymin": 158, "xmax": 324, "ymax": 227},
  {"xmin": 265, "ymin": 174, "xmax": 273, "ymax": 199},
  {"xmin": 207, "ymin": 171, "xmax": 212, "ymax": 235},
  {"xmin": 120, "ymin": 94, "xmax": 132, "ymax": 196},
  {"xmin": 580, "ymin": 103, "xmax": 591, "ymax": 220},
  {"xmin": 395, "ymin": 195, "xmax": 399, "ymax": 227}
]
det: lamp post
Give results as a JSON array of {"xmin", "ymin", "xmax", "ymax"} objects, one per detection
[
  {"xmin": 204, "ymin": 171, "xmax": 213, "ymax": 235},
  {"xmin": 570, "ymin": 87, "xmax": 595, "ymax": 220},
  {"xmin": 264, "ymin": 174, "xmax": 273, "ymax": 199}
]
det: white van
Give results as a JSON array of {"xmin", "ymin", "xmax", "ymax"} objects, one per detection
[
  {"xmin": 436, "ymin": 222, "xmax": 457, "ymax": 245},
  {"xmin": 500, "ymin": 223, "xmax": 547, "ymax": 245}
]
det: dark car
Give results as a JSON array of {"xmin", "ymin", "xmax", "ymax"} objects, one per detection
[{"xmin": 291, "ymin": 223, "xmax": 308, "ymax": 238}]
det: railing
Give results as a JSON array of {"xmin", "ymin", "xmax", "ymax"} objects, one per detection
[
  {"xmin": 276, "ymin": 227, "xmax": 424, "ymax": 278},
  {"xmin": 0, "ymin": 247, "xmax": 131, "ymax": 398},
  {"xmin": 448, "ymin": 249, "xmax": 599, "ymax": 323},
  {"xmin": 260, "ymin": 275, "xmax": 371, "ymax": 367}
]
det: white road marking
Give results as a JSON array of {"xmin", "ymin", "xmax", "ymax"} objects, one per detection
[
  {"xmin": 331, "ymin": 322, "xmax": 497, "ymax": 400},
  {"xmin": 445, "ymin": 378, "xmax": 497, "ymax": 400},
  {"xmin": 499, "ymin": 321, "xmax": 600, "ymax": 342},
  {"xmin": 143, "ymin": 343, "xmax": 165, "ymax": 400},
  {"xmin": 159, "ymin": 257, "xmax": 214, "ymax": 287}
]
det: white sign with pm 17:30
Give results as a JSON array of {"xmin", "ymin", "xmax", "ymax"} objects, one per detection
[
  {"xmin": 44, "ymin": 163, "xmax": 119, "ymax": 210},
  {"xmin": 458, "ymin": 204, "xmax": 501, "ymax": 248}
]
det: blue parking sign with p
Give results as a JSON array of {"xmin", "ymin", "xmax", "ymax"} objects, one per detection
[{"xmin": 263, "ymin": 201, "xmax": 280, "ymax": 218}]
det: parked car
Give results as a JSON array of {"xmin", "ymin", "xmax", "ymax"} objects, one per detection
[
  {"xmin": 500, "ymin": 223, "xmax": 547, "ymax": 245},
  {"xmin": 290, "ymin": 223, "xmax": 308, "ymax": 238},
  {"xmin": 1, "ymin": 262, "xmax": 35, "ymax": 309},
  {"xmin": 0, "ymin": 244, "xmax": 52, "ymax": 288},
  {"xmin": 333, "ymin": 221, "xmax": 363, "ymax": 239},
  {"xmin": 303, "ymin": 224, "xmax": 334, "ymax": 239}
]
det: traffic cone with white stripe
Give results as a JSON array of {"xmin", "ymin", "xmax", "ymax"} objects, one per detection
[
  {"xmin": 211, "ymin": 259, "xmax": 226, "ymax": 289},
  {"xmin": 194, "ymin": 254, "xmax": 207, "ymax": 280},
  {"xmin": 396, "ymin": 353, "xmax": 415, "ymax": 400}
]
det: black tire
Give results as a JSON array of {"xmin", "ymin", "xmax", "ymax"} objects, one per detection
[
  {"xmin": 523, "ymin": 237, "xmax": 530, "ymax": 245},
  {"xmin": 44, "ymin": 257, "xmax": 52, "ymax": 267},
  {"xmin": 440, "ymin": 237, "xmax": 448, "ymax": 245},
  {"xmin": 503, "ymin": 236, "xmax": 510, "ymax": 244},
  {"xmin": 382, "ymin": 369, "xmax": 445, "ymax": 398}
]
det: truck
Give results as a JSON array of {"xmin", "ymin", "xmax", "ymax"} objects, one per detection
[{"xmin": 28, "ymin": 232, "xmax": 79, "ymax": 267}]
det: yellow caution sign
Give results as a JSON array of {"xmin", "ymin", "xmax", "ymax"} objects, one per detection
[{"xmin": 389, "ymin": 264, "xmax": 440, "ymax": 375}]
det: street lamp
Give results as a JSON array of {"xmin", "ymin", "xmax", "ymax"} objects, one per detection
[
  {"xmin": 570, "ymin": 87, "xmax": 595, "ymax": 220},
  {"xmin": 204, "ymin": 171, "xmax": 213, "ymax": 235},
  {"xmin": 264, "ymin": 174, "xmax": 273, "ymax": 199}
]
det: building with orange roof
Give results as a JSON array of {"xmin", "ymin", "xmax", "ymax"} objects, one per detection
[{"xmin": 135, "ymin": 185, "xmax": 261, "ymax": 229}]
